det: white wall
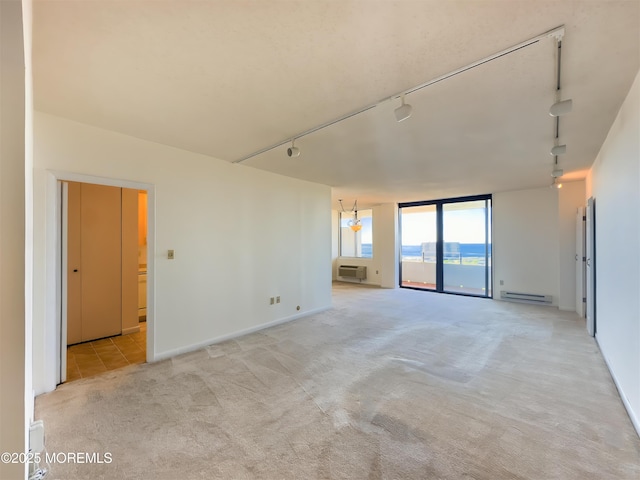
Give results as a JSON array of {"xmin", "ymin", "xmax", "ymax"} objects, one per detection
[
  {"xmin": 32, "ymin": 112, "xmax": 332, "ymax": 394},
  {"xmin": 493, "ymin": 187, "xmax": 560, "ymax": 304},
  {"xmin": 332, "ymin": 203, "xmax": 398, "ymax": 288},
  {"xmin": 588, "ymin": 70, "xmax": 640, "ymax": 435},
  {"xmin": 331, "ymin": 209, "xmax": 339, "ymax": 281},
  {"xmin": 0, "ymin": 1, "xmax": 27, "ymax": 478},
  {"xmin": 23, "ymin": 0, "xmax": 34, "ymax": 452},
  {"xmin": 377, "ymin": 204, "xmax": 398, "ymax": 288}
]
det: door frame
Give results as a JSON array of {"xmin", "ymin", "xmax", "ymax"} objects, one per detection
[
  {"xmin": 586, "ymin": 197, "xmax": 596, "ymax": 336},
  {"xmin": 47, "ymin": 170, "xmax": 156, "ymax": 386},
  {"xmin": 575, "ymin": 207, "xmax": 586, "ymax": 318}
]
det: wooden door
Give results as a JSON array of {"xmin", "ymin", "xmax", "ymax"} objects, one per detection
[
  {"xmin": 81, "ymin": 183, "xmax": 122, "ymax": 341},
  {"xmin": 66, "ymin": 182, "xmax": 82, "ymax": 345},
  {"xmin": 67, "ymin": 182, "xmax": 123, "ymax": 343}
]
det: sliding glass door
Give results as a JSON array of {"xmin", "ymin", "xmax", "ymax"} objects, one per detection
[
  {"xmin": 442, "ymin": 200, "xmax": 491, "ymax": 296},
  {"xmin": 400, "ymin": 204, "xmax": 437, "ymax": 290},
  {"xmin": 400, "ymin": 195, "xmax": 492, "ymax": 298}
]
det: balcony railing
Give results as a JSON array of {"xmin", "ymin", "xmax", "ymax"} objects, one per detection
[{"xmin": 401, "ymin": 258, "xmax": 490, "ymax": 295}]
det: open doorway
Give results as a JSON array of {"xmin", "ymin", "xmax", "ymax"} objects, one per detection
[{"xmin": 61, "ymin": 181, "xmax": 148, "ymax": 382}]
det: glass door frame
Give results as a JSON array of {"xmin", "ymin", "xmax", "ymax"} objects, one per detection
[{"xmin": 399, "ymin": 194, "xmax": 492, "ymax": 298}]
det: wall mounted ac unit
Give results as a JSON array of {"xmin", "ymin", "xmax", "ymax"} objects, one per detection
[{"xmin": 338, "ymin": 265, "xmax": 367, "ymax": 280}]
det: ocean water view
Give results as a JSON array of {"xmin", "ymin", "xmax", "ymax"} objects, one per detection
[{"xmin": 360, "ymin": 243, "xmax": 492, "ymax": 264}]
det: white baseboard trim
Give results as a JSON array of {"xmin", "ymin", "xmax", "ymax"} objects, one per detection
[
  {"xmin": 334, "ymin": 279, "xmax": 381, "ymax": 287},
  {"xmin": 153, "ymin": 305, "xmax": 331, "ymax": 362},
  {"xmin": 558, "ymin": 306, "xmax": 577, "ymax": 312},
  {"xmin": 596, "ymin": 335, "xmax": 640, "ymax": 438},
  {"xmin": 121, "ymin": 325, "xmax": 140, "ymax": 335}
]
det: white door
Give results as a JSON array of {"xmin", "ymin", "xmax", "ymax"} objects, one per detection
[
  {"xmin": 575, "ymin": 207, "xmax": 586, "ymax": 317},
  {"xmin": 586, "ymin": 198, "xmax": 595, "ymax": 336}
]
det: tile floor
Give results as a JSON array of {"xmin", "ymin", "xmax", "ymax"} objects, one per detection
[{"xmin": 66, "ymin": 322, "xmax": 147, "ymax": 382}]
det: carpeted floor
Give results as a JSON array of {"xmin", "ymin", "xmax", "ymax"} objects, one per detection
[{"xmin": 35, "ymin": 283, "xmax": 640, "ymax": 479}]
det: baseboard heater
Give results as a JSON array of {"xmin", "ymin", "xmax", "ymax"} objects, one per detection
[
  {"xmin": 501, "ymin": 291, "xmax": 552, "ymax": 305},
  {"xmin": 338, "ymin": 265, "xmax": 367, "ymax": 280}
]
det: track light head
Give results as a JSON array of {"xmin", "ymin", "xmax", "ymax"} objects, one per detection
[
  {"xmin": 550, "ymin": 177, "xmax": 563, "ymax": 189},
  {"xmin": 550, "ymin": 145, "xmax": 567, "ymax": 156},
  {"xmin": 394, "ymin": 95, "xmax": 413, "ymax": 122},
  {"xmin": 287, "ymin": 139, "xmax": 300, "ymax": 157},
  {"xmin": 549, "ymin": 99, "xmax": 573, "ymax": 116},
  {"xmin": 551, "ymin": 168, "xmax": 564, "ymax": 178}
]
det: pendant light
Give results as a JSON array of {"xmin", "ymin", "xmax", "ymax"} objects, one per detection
[{"xmin": 339, "ymin": 199, "xmax": 363, "ymax": 232}]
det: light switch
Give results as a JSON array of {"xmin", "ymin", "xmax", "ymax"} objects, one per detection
[{"xmin": 168, "ymin": 250, "xmax": 175, "ymax": 259}]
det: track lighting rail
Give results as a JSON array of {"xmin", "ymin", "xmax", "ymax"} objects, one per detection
[{"xmin": 233, "ymin": 25, "xmax": 565, "ymax": 164}]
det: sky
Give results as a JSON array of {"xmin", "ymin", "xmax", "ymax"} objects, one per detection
[
  {"xmin": 401, "ymin": 208, "xmax": 488, "ymax": 245},
  {"xmin": 341, "ymin": 206, "xmax": 488, "ymax": 246}
]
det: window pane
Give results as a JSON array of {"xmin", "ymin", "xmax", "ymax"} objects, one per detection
[
  {"xmin": 442, "ymin": 200, "xmax": 489, "ymax": 295},
  {"xmin": 400, "ymin": 204, "xmax": 437, "ymax": 290},
  {"xmin": 340, "ymin": 209, "xmax": 372, "ymax": 258}
]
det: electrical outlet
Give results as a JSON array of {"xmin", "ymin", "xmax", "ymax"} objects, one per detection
[
  {"xmin": 276, "ymin": 296, "xmax": 280, "ymax": 303},
  {"xmin": 500, "ymin": 280, "xmax": 504, "ymax": 285},
  {"xmin": 270, "ymin": 297, "xmax": 275, "ymax": 305},
  {"xmin": 168, "ymin": 249, "xmax": 175, "ymax": 259}
]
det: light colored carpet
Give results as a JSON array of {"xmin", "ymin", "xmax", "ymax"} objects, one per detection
[{"xmin": 36, "ymin": 283, "xmax": 640, "ymax": 479}]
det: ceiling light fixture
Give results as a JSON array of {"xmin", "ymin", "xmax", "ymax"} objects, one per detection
[
  {"xmin": 551, "ymin": 166, "xmax": 564, "ymax": 178},
  {"xmin": 549, "ymin": 31, "xmax": 570, "ymax": 188},
  {"xmin": 551, "ymin": 151, "xmax": 563, "ymax": 188},
  {"xmin": 394, "ymin": 94, "xmax": 413, "ymax": 122},
  {"xmin": 287, "ymin": 139, "xmax": 300, "ymax": 157},
  {"xmin": 549, "ymin": 30, "xmax": 573, "ymax": 118},
  {"xmin": 339, "ymin": 199, "xmax": 363, "ymax": 232},
  {"xmin": 232, "ymin": 25, "xmax": 566, "ymax": 164},
  {"xmin": 549, "ymin": 99, "xmax": 573, "ymax": 117}
]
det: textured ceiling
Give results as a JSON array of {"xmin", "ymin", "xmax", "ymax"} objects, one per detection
[{"xmin": 33, "ymin": 1, "xmax": 640, "ymax": 208}]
